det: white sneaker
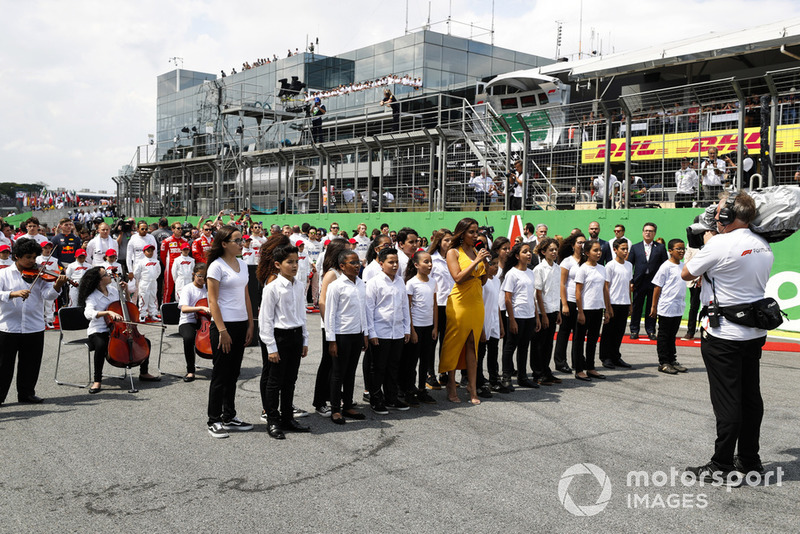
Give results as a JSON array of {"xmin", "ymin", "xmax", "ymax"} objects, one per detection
[
  {"xmin": 208, "ymin": 422, "xmax": 229, "ymax": 439},
  {"xmin": 293, "ymin": 405, "xmax": 310, "ymax": 418},
  {"xmin": 315, "ymin": 405, "xmax": 332, "ymax": 417}
]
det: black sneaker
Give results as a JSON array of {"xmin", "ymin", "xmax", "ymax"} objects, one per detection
[
  {"xmin": 387, "ymin": 400, "xmax": 410, "ymax": 411},
  {"xmin": 658, "ymin": 363, "xmax": 678, "ymax": 375},
  {"xmin": 371, "ymin": 403, "xmax": 389, "ymax": 415},
  {"xmin": 417, "ymin": 390, "xmax": 437, "ymax": 404},
  {"xmin": 477, "ymin": 385, "xmax": 493, "ymax": 399},
  {"xmin": 602, "ymin": 360, "xmax": 616, "ymax": 369},
  {"xmin": 438, "ymin": 373, "xmax": 449, "ymax": 386},
  {"xmin": 222, "ymin": 417, "xmax": 253, "ymax": 431},
  {"xmin": 615, "ymin": 358, "xmax": 633, "ymax": 368},
  {"xmin": 685, "ymin": 462, "xmax": 742, "ymax": 486},
  {"xmin": 671, "ymin": 361, "xmax": 688, "ymax": 373},
  {"xmin": 292, "ymin": 405, "xmax": 310, "ymax": 418},
  {"xmin": 405, "ymin": 391, "xmax": 421, "ymax": 407},
  {"xmin": 734, "ymin": 456, "xmax": 765, "ymax": 476},
  {"xmin": 425, "ymin": 375, "xmax": 442, "ymax": 390},
  {"xmin": 207, "ymin": 422, "xmax": 229, "ymax": 439},
  {"xmin": 362, "ymin": 391, "xmax": 370, "ymax": 403}
]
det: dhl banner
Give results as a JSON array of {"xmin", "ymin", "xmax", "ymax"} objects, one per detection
[{"xmin": 581, "ymin": 125, "xmax": 800, "ymax": 164}]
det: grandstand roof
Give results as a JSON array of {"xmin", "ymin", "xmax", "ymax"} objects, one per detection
[{"xmin": 539, "ymin": 17, "xmax": 800, "ymax": 81}]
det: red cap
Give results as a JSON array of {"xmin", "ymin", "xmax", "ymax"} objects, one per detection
[
  {"xmin": 296, "ymin": 240, "xmax": 304, "ymax": 246},
  {"xmin": 323, "ymin": 239, "xmax": 331, "ymax": 246},
  {"xmin": 180, "ymin": 242, "xmax": 190, "ymax": 250},
  {"xmin": 75, "ymin": 248, "xmax": 87, "ymax": 257},
  {"xmin": 104, "ymin": 248, "xmax": 117, "ymax": 257},
  {"xmin": 348, "ymin": 238, "xmax": 356, "ymax": 244},
  {"xmin": 42, "ymin": 241, "xmax": 54, "ymax": 248},
  {"xmin": 0, "ymin": 245, "xmax": 10, "ymax": 253},
  {"xmin": 143, "ymin": 244, "xmax": 155, "ymax": 251},
  {"xmin": 243, "ymin": 235, "xmax": 252, "ymax": 240}
]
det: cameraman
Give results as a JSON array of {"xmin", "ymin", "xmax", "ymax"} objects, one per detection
[
  {"xmin": 310, "ymin": 97, "xmax": 326, "ymax": 143},
  {"xmin": 723, "ymin": 148, "xmax": 755, "ymax": 187},
  {"xmin": 701, "ymin": 147, "xmax": 726, "ymax": 201},
  {"xmin": 681, "ymin": 191, "xmax": 773, "ymax": 482},
  {"xmin": 111, "ymin": 217, "xmax": 135, "ymax": 276}
]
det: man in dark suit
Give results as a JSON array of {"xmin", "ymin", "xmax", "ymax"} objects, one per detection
[
  {"xmin": 627, "ymin": 222, "xmax": 668, "ymax": 339},
  {"xmin": 588, "ymin": 221, "xmax": 611, "ymax": 265}
]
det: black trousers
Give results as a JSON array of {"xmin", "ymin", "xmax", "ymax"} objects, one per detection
[
  {"xmin": 330, "ymin": 333, "xmax": 363, "ymax": 414},
  {"xmin": 630, "ymin": 280, "xmax": 656, "ymax": 336},
  {"xmin": 501, "ymin": 316, "xmax": 536, "ymax": 378},
  {"xmin": 479, "ymin": 337, "xmax": 500, "ymax": 385},
  {"xmin": 88, "ymin": 331, "xmax": 151, "ymax": 382},
  {"xmin": 429, "ymin": 306, "xmax": 447, "ymax": 377},
  {"xmin": 572, "ymin": 309, "xmax": 603, "ymax": 372},
  {"xmin": 656, "ymin": 315, "xmax": 682, "ymax": 365},
  {"xmin": 474, "ymin": 192, "xmax": 489, "ymax": 211},
  {"xmin": 701, "ymin": 330, "xmax": 766, "ymax": 469},
  {"xmin": 179, "ymin": 323, "xmax": 198, "ymax": 374},
  {"xmin": 260, "ymin": 327, "xmax": 303, "ymax": 425},
  {"xmin": 686, "ymin": 287, "xmax": 702, "ymax": 337},
  {"xmin": 0, "ymin": 331, "xmax": 45, "ymax": 402},
  {"xmin": 207, "ymin": 321, "xmax": 248, "ymax": 425},
  {"xmin": 532, "ymin": 311, "xmax": 558, "ymax": 379},
  {"xmin": 401, "ymin": 325, "xmax": 433, "ymax": 392},
  {"xmin": 600, "ymin": 304, "xmax": 629, "ymax": 362},
  {"xmin": 313, "ymin": 328, "xmax": 332, "ymax": 409},
  {"xmin": 554, "ymin": 302, "xmax": 577, "ymax": 369},
  {"xmin": 510, "ymin": 196, "xmax": 522, "ymax": 210},
  {"xmin": 369, "ymin": 338, "xmax": 403, "ymax": 405}
]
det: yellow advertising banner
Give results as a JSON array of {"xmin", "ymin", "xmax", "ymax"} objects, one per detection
[{"xmin": 580, "ymin": 125, "xmax": 800, "ymax": 164}]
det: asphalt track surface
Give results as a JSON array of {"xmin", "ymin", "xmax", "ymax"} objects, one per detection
[{"xmin": 1, "ymin": 322, "xmax": 798, "ymax": 534}]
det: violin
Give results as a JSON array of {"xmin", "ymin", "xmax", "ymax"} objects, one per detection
[
  {"xmin": 104, "ymin": 272, "xmax": 150, "ymax": 369},
  {"xmin": 21, "ymin": 268, "xmax": 78, "ymax": 287},
  {"xmin": 193, "ymin": 297, "xmax": 213, "ymax": 359}
]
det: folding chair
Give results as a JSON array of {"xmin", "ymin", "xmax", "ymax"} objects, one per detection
[
  {"xmin": 157, "ymin": 302, "xmax": 184, "ymax": 377},
  {"xmin": 53, "ymin": 306, "xmax": 91, "ymax": 388}
]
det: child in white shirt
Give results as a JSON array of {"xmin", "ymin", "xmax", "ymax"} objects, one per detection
[
  {"xmin": 651, "ymin": 239, "xmax": 688, "ymax": 374},
  {"xmin": 178, "ymin": 264, "xmax": 209, "ymax": 382},
  {"xmin": 479, "ymin": 252, "xmax": 503, "ymax": 393},
  {"xmin": 365, "ymin": 247, "xmax": 410, "ymax": 414},
  {"xmin": 600, "ymin": 239, "xmax": 633, "ymax": 369},
  {"xmin": 0, "ymin": 244, "xmax": 12, "ymax": 268},
  {"xmin": 171, "ymin": 243, "xmax": 195, "ymax": 297},
  {"xmin": 402, "ymin": 251, "xmax": 438, "ymax": 405},
  {"xmin": 500, "ymin": 242, "xmax": 539, "ymax": 390},
  {"xmin": 36, "ymin": 242, "xmax": 59, "ymax": 328},
  {"xmin": 64, "ymin": 248, "xmax": 90, "ymax": 307},
  {"xmin": 531, "ymin": 238, "xmax": 563, "ymax": 385},
  {"xmin": 134, "ymin": 244, "xmax": 161, "ymax": 322},
  {"xmin": 241, "ymin": 236, "xmax": 257, "ymax": 265}
]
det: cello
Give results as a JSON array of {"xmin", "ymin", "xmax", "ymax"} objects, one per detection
[
  {"xmin": 193, "ymin": 297, "xmax": 213, "ymax": 359},
  {"xmin": 105, "ymin": 271, "xmax": 150, "ymax": 392}
]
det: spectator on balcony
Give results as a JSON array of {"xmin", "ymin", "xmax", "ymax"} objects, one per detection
[
  {"xmin": 469, "ymin": 169, "xmax": 493, "ymax": 212},
  {"xmin": 675, "ymin": 157, "xmax": 698, "ymax": 208},
  {"xmin": 310, "ymin": 98, "xmax": 326, "ymax": 143},
  {"xmin": 509, "ymin": 161, "xmax": 525, "ymax": 211},
  {"xmin": 701, "ymin": 147, "xmax": 726, "ymax": 200},
  {"xmin": 723, "ymin": 148, "xmax": 755, "ymax": 187},
  {"xmin": 687, "ymin": 101, "xmax": 700, "ymax": 131},
  {"xmin": 593, "ymin": 170, "xmax": 618, "ymax": 209}
]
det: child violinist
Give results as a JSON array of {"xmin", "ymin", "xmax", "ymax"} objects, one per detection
[
  {"xmin": 0, "ymin": 239, "xmax": 67, "ymax": 404},
  {"xmin": 79, "ymin": 266, "xmax": 160, "ymax": 394}
]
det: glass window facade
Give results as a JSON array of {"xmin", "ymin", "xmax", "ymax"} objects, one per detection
[{"xmin": 155, "ymin": 30, "xmax": 551, "ymax": 155}]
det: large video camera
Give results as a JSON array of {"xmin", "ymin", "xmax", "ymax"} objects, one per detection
[
  {"xmin": 113, "ymin": 217, "xmax": 133, "ymax": 233},
  {"xmin": 478, "ymin": 225, "xmax": 495, "ymax": 242},
  {"xmin": 686, "ymin": 186, "xmax": 800, "ymax": 248}
]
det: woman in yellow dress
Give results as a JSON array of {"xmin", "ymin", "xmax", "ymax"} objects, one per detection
[{"xmin": 440, "ymin": 218, "xmax": 490, "ymax": 404}]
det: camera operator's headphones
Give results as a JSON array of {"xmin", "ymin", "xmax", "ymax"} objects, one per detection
[{"xmin": 717, "ymin": 192, "xmax": 739, "ymax": 227}]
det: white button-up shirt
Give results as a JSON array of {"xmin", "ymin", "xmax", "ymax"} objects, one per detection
[
  {"xmin": 258, "ymin": 274, "xmax": 308, "ymax": 353},
  {"xmin": 0, "ymin": 264, "xmax": 60, "ymax": 333},
  {"xmin": 365, "ymin": 272, "xmax": 410, "ymax": 340},
  {"xmin": 324, "ymin": 276, "xmax": 367, "ymax": 341},
  {"xmin": 84, "ymin": 285, "xmax": 120, "ymax": 336}
]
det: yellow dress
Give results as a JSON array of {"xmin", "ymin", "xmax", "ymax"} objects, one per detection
[{"xmin": 439, "ymin": 247, "xmax": 485, "ymax": 373}]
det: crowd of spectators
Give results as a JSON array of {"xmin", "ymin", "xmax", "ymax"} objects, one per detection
[
  {"xmin": 304, "ymin": 74, "xmax": 422, "ymax": 102},
  {"xmin": 222, "ymin": 45, "xmax": 319, "ymax": 77}
]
